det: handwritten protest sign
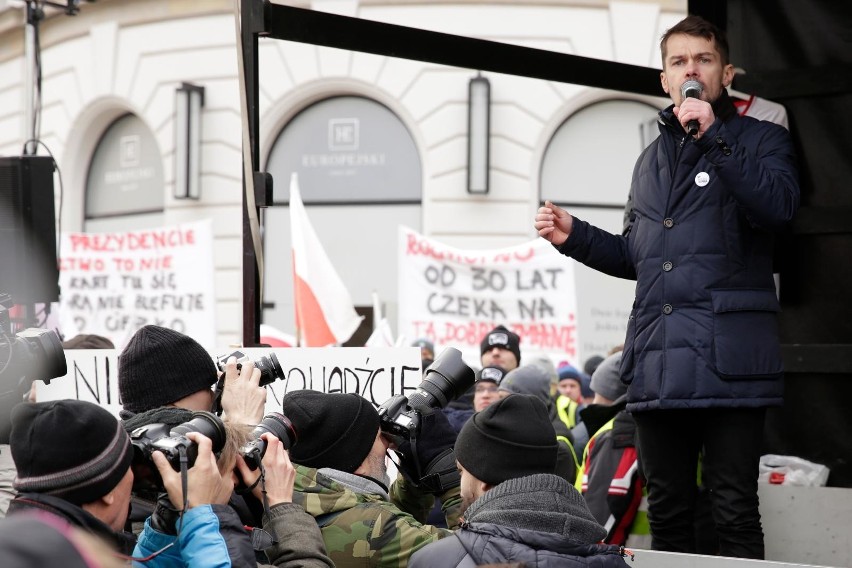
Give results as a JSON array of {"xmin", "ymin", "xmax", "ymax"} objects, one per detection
[
  {"xmin": 36, "ymin": 347, "xmax": 422, "ymax": 418},
  {"xmin": 397, "ymin": 226, "xmax": 579, "ymax": 366},
  {"xmin": 57, "ymin": 220, "xmax": 215, "ymax": 349}
]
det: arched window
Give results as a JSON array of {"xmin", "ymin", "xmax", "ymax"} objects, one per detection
[
  {"xmin": 540, "ymin": 99, "xmax": 660, "ymax": 208},
  {"xmin": 262, "ymin": 96, "xmax": 422, "ymax": 344},
  {"xmin": 540, "ymin": 99, "xmax": 660, "ymax": 360},
  {"xmin": 85, "ymin": 113, "xmax": 164, "ymax": 232}
]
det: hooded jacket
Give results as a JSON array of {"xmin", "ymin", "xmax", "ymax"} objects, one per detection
[
  {"xmin": 558, "ymin": 91, "xmax": 799, "ymax": 412},
  {"xmin": 408, "ymin": 474, "xmax": 630, "ymax": 568},
  {"xmin": 292, "ymin": 464, "xmax": 458, "ymax": 568}
]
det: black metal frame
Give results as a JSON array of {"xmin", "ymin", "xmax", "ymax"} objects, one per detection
[
  {"xmin": 240, "ymin": 2, "xmax": 852, "ymax": 378},
  {"xmin": 238, "ymin": 0, "xmax": 665, "ymax": 345}
]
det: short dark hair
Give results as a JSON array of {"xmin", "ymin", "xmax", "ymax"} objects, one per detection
[{"xmin": 660, "ymin": 15, "xmax": 730, "ymax": 67}]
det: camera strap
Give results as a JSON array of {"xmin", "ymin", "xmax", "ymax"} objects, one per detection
[
  {"xmin": 177, "ymin": 445, "xmax": 190, "ymax": 535},
  {"xmin": 211, "ymin": 375, "xmax": 226, "ymax": 416},
  {"xmin": 246, "ymin": 462, "xmax": 278, "ymax": 548}
]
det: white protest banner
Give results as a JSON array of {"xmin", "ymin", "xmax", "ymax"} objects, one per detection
[
  {"xmin": 397, "ymin": 226, "xmax": 579, "ymax": 366},
  {"xmin": 36, "ymin": 347, "xmax": 423, "ymax": 418},
  {"xmin": 57, "ymin": 220, "xmax": 216, "ymax": 349}
]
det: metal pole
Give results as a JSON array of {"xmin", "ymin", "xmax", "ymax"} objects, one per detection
[{"xmin": 23, "ymin": 1, "xmax": 38, "ymax": 155}]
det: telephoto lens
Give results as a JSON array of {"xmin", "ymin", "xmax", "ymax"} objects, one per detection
[
  {"xmin": 240, "ymin": 412, "xmax": 297, "ymax": 470},
  {"xmin": 255, "ymin": 353, "xmax": 285, "ymax": 386},
  {"xmin": 216, "ymin": 350, "xmax": 285, "ymax": 386},
  {"xmin": 408, "ymin": 347, "xmax": 475, "ymax": 412}
]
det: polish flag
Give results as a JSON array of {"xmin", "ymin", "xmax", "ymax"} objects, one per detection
[{"xmin": 289, "ymin": 173, "xmax": 362, "ymax": 346}]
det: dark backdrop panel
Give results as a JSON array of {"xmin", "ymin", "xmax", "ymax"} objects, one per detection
[{"xmin": 708, "ymin": 1, "xmax": 852, "ymax": 485}]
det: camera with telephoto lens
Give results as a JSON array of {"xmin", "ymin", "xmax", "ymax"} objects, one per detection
[
  {"xmin": 1, "ymin": 293, "xmax": 68, "ymax": 443},
  {"xmin": 129, "ymin": 410, "xmax": 226, "ymax": 492},
  {"xmin": 216, "ymin": 349, "xmax": 285, "ymax": 387},
  {"xmin": 240, "ymin": 412, "xmax": 298, "ymax": 470},
  {"xmin": 0, "ymin": 293, "xmax": 67, "ymax": 386},
  {"xmin": 377, "ymin": 347, "xmax": 474, "ymax": 442}
]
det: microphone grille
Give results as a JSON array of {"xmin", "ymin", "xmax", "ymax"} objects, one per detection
[{"xmin": 680, "ymin": 80, "xmax": 703, "ymax": 98}]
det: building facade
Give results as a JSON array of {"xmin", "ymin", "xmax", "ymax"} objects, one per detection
[{"xmin": 0, "ymin": 0, "xmax": 684, "ymax": 359}]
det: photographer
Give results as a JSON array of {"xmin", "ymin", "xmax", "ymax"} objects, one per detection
[
  {"xmin": 119, "ymin": 325, "xmax": 267, "ymax": 530},
  {"xmin": 5, "ymin": 399, "xmax": 136, "ymax": 555},
  {"xmin": 280, "ymin": 389, "xmax": 461, "ymax": 567},
  {"xmin": 118, "ymin": 325, "xmax": 266, "ymax": 426},
  {"xmin": 133, "ymin": 430, "xmax": 255, "ymax": 567},
  {"xmin": 133, "ymin": 422, "xmax": 333, "ymax": 567}
]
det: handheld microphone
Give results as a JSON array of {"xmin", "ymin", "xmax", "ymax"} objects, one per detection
[{"xmin": 680, "ymin": 80, "xmax": 703, "ymax": 136}]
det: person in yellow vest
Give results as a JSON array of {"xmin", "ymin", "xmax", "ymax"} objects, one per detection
[
  {"xmin": 576, "ymin": 351, "xmax": 651, "ymax": 548},
  {"xmin": 555, "ymin": 363, "xmax": 593, "ymax": 459}
]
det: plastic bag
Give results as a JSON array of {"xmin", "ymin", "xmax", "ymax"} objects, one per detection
[{"xmin": 758, "ymin": 454, "xmax": 829, "ymax": 487}]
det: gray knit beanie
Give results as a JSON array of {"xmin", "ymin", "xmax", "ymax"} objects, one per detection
[
  {"xmin": 464, "ymin": 473, "xmax": 607, "ymax": 545},
  {"xmin": 590, "ymin": 351, "xmax": 625, "ymax": 402},
  {"xmin": 498, "ymin": 365, "xmax": 551, "ymax": 401}
]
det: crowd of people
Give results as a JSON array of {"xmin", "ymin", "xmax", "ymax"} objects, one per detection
[
  {"xmin": 0, "ymin": 321, "xmax": 633, "ymax": 568},
  {"xmin": 0, "ymin": 13, "xmax": 797, "ymax": 567}
]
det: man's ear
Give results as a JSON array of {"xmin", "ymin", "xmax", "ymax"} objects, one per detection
[
  {"xmin": 480, "ymin": 480, "xmax": 493, "ymax": 494},
  {"xmin": 722, "ymin": 63, "xmax": 735, "ymax": 87},
  {"xmin": 660, "ymin": 71, "xmax": 670, "ymax": 95},
  {"xmin": 101, "ymin": 490, "xmax": 116, "ymax": 506}
]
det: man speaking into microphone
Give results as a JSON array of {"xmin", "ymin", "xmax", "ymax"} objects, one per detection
[{"xmin": 534, "ymin": 15, "xmax": 799, "ymax": 560}]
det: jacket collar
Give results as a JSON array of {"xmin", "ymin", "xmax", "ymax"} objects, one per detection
[{"xmin": 7, "ymin": 492, "xmax": 136, "ymax": 554}]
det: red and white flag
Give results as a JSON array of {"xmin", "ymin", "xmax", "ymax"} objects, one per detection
[{"xmin": 289, "ymin": 173, "xmax": 362, "ymax": 346}]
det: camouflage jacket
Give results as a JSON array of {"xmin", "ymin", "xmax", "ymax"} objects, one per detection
[{"xmin": 292, "ymin": 465, "xmax": 460, "ymax": 568}]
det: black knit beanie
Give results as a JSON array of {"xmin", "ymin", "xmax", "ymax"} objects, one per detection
[
  {"xmin": 118, "ymin": 325, "xmax": 217, "ymax": 414},
  {"xmin": 11, "ymin": 400, "xmax": 132, "ymax": 505},
  {"xmin": 455, "ymin": 393, "xmax": 557, "ymax": 486},
  {"xmin": 281, "ymin": 390, "xmax": 379, "ymax": 473},
  {"xmin": 480, "ymin": 325, "xmax": 521, "ymax": 365}
]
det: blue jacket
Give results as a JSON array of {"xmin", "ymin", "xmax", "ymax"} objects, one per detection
[
  {"xmin": 133, "ymin": 504, "xmax": 256, "ymax": 568},
  {"xmin": 558, "ymin": 92, "xmax": 799, "ymax": 412}
]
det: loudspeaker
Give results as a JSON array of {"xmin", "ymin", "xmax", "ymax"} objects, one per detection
[{"xmin": 0, "ymin": 156, "xmax": 60, "ymax": 304}]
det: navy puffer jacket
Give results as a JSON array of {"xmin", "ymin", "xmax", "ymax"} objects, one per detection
[{"xmin": 558, "ymin": 92, "xmax": 799, "ymax": 412}]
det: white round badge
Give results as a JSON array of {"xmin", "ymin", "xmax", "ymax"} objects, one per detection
[{"xmin": 695, "ymin": 172, "xmax": 710, "ymax": 187}]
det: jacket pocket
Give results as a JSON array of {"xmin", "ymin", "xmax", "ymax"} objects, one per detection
[
  {"xmin": 619, "ymin": 309, "xmax": 637, "ymax": 384},
  {"xmin": 711, "ymin": 289, "xmax": 783, "ymax": 379}
]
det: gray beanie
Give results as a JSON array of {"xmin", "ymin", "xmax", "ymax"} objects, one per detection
[
  {"xmin": 498, "ymin": 365, "xmax": 551, "ymax": 402},
  {"xmin": 590, "ymin": 351, "xmax": 625, "ymax": 402}
]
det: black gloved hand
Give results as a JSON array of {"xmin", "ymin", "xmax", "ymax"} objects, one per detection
[
  {"xmin": 149, "ymin": 493, "xmax": 182, "ymax": 535},
  {"xmin": 396, "ymin": 409, "xmax": 460, "ymax": 493}
]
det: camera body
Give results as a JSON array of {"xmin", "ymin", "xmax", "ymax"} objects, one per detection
[
  {"xmin": 240, "ymin": 412, "xmax": 297, "ymax": 470},
  {"xmin": 216, "ymin": 349, "xmax": 284, "ymax": 387},
  {"xmin": 129, "ymin": 410, "xmax": 226, "ymax": 492},
  {"xmin": 377, "ymin": 347, "xmax": 474, "ymax": 442}
]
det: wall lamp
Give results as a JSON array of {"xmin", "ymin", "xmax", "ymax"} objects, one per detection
[
  {"xmin": 467, "ymin": 73, "xmax": 491, "ymax": 194},
  {"xmin": 174, "ymin": 82, "xmax": 205, "ymax": 200}
]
